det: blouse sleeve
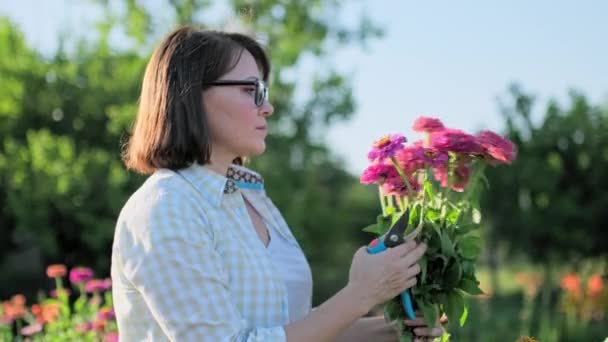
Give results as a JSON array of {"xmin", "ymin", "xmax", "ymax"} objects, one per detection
[{"xmin": 116, "ymin": 187, "xmax": 287, "ymax": 341}]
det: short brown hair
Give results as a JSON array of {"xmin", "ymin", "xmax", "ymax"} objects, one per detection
[{"xmin": 122, "ymin": 26, "xmax": 270, "ymax": 174}]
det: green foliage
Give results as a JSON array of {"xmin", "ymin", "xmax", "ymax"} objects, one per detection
[
  {"xmin": 483, "ymin": 85, "xmax": 608, "ymax": 264},
  {"xmin": 0, "ymin": 1, "xmax": 382, "ymax": 306}
]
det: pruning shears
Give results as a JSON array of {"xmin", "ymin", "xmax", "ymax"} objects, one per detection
[{"xmin": 366, "ymin": 208, "xmax": 417, "ymax": 320}]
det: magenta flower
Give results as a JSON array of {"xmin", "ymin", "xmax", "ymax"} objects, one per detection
[
  {"xmin": 367, "ymin": 134, "xmax": 407, "ymax": 162},
  {"xmin": 476, "ymin": 130, "xmax": 517, "ymax": 164},
  {"xmin": 413, "ymin": 116, "xmax": 445, "ymax": 133},
  {"xmin": 395, "ymin": 145, "xmax": 426, "ymax": 174},
  {"xmin": 75, "ymin": 322, "xmax": 93, "ymax": 333},
  {"xmin": 395, "ymin": 145, "xmax": 449, "ymax": 174},
  {"xmin": 102, "ymin": 278, "xmax": 112, "ymax": 291},
  {"xmin": 20, "ymin": 323, "xmax": 43, "ymax": 336},
  {"xmin": 433, "ymin": 162, "xmax": 471, "ymax": 192},
  {"xmin": 382, "ymin": 174, "xmax": 421, "ymax": 196},
  {"xmin": 97, "ymin": 308, "xmax": 116, "ymax": 321},
  {"xmin": 69, "ymin": 267, "xmax": 94, "ymax": 285},
  {"xmin": 360, "ymin": 163, "xmax": 399, "ymax": 185},
  {"xmin": 86, "ymin": 279, "xmax": 107, "ymax": 293},
  {"xmin": 103, "ymin": 332, "xmax": 119, "ymax": 342},
  {"xmin": 430, "ymin": 128, "xmax": 481, "ymax": 154}
]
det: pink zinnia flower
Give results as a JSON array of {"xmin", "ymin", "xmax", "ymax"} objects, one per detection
[
  {"xmin": 367, "ymin": 134, "xmax": 407, "ymax": 162},
  {"xmin": 97, "ymin": 307, "xmax": 116, "ymax": 321},
  {"xmin": 360, "ymin": 163, "xmax": 399, "ymax": 185},
  {"xmin": 69, "ymin": 267, "xmax": 94, "ymax": 285},
  {"xmin": 102, "ymin": 278, "xmax": 112, "ymax": 291},
  {"xmin": 86, "ymin": 279, "xmax": 107, "ymax": 293},
  {"xmin": 103, "ymin": 332, "xmax": 119, "ymax": 342},
  {"xmin": 75, "ymin": 322, "xmax": 93, "ymax": 333},
  {"xmin": 476, "ymin": 130, "xmax": 517, "ymax": 164},
  {"xmin": 413, "ymin": 116, "xmax": 445, "ymax": 133},
  {"xmin": 50, "ymin": 288, "xmax": 71, "ymax": 298},
  {"xmin": 433, "ymin": 162, "xmax": 471, "ymax": 192},
  {"xmin": 382, "ymin": 175, "xmax": 421, "ymax": 196},
  {"xmin": 430, "ymin": 128, "xmax": 481, "ymax": 154},
  {"xmin": 395, "ymin": 145, "xmax": 449, "ymax": 173},
  {"xmin": 395, "ymin": 145, "xmax": 426, "ymax": 174},
  {"xmin": 46, "ymin": 264, "xmax": 67, "ymax": 278},
  {"xmin": 20, "ymin": 323, "xmax": 43, "ymax": 336}
]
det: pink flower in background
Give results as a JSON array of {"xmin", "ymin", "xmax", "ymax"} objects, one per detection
[
  {"xmin": 75, "ymin": 322, "xmax": 93, "ymax": 333},
  {"xmin": 430, "ymin": 128, "xmax": 482, "ymax": 154},
  {"xmin": 69, "ymin": 267, "xmax": 94, "ymax": 285},
  {"xmin": 102, "ymin": 278, "xmax": 112, "ymax": 291},
  {"xmin": 20, "ymin": 323, "xmax": 43, "ymax": 336},
  {"xmin": 86, "ymin": 279, "xmax": 107, "ymax": 293},
  {"xmin": 50, "ymin": 289, "xmax": 71, "ymax": 298},
  {"xmin": 476, "ymin": 130, "xmax": 517, "ymax": 164},
  {"xmin": 103, "ymin": 332, "xmax": 119, "ymax": 342},
  {"xmin": 367, "ymin": 134, "xmax": 407, "ymax": 162},
  {"xmin": 413, "ymin": 116, "xmax": 445, "ymax": 133},
  {"xmin": 97, "ymin": 307, "xmax": 116, "ymax": 321},
  {"xmin": 360, "ymin": 163, "xmax": 399, "ymax": 184}
]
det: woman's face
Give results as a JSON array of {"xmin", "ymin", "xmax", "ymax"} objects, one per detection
[{"xmin": 203, "ymin": 50, "xmax": 274, "ymax": 163}]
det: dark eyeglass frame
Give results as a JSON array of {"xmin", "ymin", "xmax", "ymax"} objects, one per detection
[{"xmin": 204, "ymin": 79, "xmax": 268, "ymax": 107}]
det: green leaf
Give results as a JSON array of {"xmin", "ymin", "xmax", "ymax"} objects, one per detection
[
  {"xmin": 426, "ymin": 209, "xmax": 442, "ymax": 223},
  {"xmin": 458, "ymin": 235, "xmax": 482, "ymax": 259},
  {"xmin": 459, "ymin": 305, "xmax": 469, "ymax": 327},
  {"xmin": 420, "ymin": 300, "xmax": 438, "ymax": 328},
  {"xmin": 399, "ymin": 333, "xmax": 414, "ymax": 342},
  {"xmin": 383, "ymin": 298, "xmax": 404, "ymax": 321},
  {"xmin": 445, "ymin": 290, "xmax": 464, "ymax": 327},
  {"xmin": 458, "ymin": 278, "xmax": 484, "ymax": 295},
  {"xmin": 424, "ymin": 180, "xmax": 436, "ymax": 199},
  {"xmin": 440, "ymin": 231, "xmax": 456, "ymax": 257},
  {"xmin": 461, "ymin": 260, "xmax": 475, "ymax": 277},
  {"xmin": 376, "ymin": 214, "xmax": 392, "ymax": 235},
  {"xmin": 362, "ymin": 223, "xmax": 383, "ymax": 236},
  {"xmin": 442, "ymin": 259, "xmax": 463, "ymax": 288},
  {"xmin": 456, "ymin": 223, "xmax": 478, "ymax": 235},
  {"xmin": 418, "ymin": 255, "xmax": 428, "ymax": 284},
  {"xmin": 446, "ymin": 207, "xmax": 460, "ymax": 225},
  {"xmin": 440, "ymin": 332, "xmax": 451, "ymax": 342}
]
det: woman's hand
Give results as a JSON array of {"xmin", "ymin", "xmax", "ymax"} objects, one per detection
[
  {"xmin": 403, "ymin": 313, "xmax": 447, "ymax": 342},
  {"xmin": 347, "ymin": 241, "xmax": 427, "ymax": 312}
]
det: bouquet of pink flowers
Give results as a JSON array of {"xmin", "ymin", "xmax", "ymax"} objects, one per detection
[{"xmin": 360, "ymin": 116, "xmax": 516, "ymax": 341}]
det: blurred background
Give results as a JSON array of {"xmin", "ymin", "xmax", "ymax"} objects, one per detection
[{"xmin": 0, "ymin": 0, "xmax": 606, "ymax": 341}]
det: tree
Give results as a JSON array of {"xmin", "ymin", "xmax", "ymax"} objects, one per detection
[
  {"xmin": 483, "ymin": 85, "xmax": 608, "ymax": 267},
  {"xmin": 0, "ymin": 0, "xmax": 382, "ymax": 304}
]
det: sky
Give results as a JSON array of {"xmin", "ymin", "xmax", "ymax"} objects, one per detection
[{"xmin": 1, "ymin": 0, "xmax": 607, "ymax": 174}]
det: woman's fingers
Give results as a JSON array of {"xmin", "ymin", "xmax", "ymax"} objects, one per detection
[
  {"xmin": 403, "ymin": 317, "xmax": 426, "ymax": 327},
  {"xmin": 401, "ymin": 243, "xmax": 427, "ymax": 266},
  {"xmin": 413, "ymin": 326, "xmax": 444, "ymax": 337}
]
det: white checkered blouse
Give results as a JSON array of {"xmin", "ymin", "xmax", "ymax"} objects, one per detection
[{"xmin": 111, "ymin": 163, "xmax": 310, "ymax": 341}]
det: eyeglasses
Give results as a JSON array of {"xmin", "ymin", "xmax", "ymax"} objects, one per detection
[{"xmin": 205, "ymin": 78, "xmax": 268, "ymax": 107}]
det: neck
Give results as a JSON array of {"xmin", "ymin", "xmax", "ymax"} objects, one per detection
[{"xmin": 206, "ymin": 150, "xmax": 236, "ymax": 175}]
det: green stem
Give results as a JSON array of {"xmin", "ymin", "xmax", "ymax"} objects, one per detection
[
  {"xmin": 378, "ymin": 186, "xmax": 387, "ymax": 216},
  {"xmin": 462, "ymin": 162, "xmax": 487, "ymax": 202},
  {"xmin": 390, "ymin": 157, "xmax": 414, "ymax": 201}
]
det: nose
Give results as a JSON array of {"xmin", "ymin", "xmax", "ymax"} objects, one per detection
[{"xmin": 259, "ymin": 99, "xmax": 274, "ymax": 117}]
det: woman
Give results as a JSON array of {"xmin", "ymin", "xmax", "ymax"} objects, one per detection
[{"xmin": 111, "ymin": 26, "xmax": 443, "ymax": 341}]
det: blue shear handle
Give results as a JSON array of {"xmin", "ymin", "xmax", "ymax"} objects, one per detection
[{"xmin": 366, "ymin": 241, "xmax": 417, "ymax": 320}]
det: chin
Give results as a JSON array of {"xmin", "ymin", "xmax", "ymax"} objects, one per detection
[{"xmin": 242, "ymin": 142, "xmax": 266, "ymax": 157}]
